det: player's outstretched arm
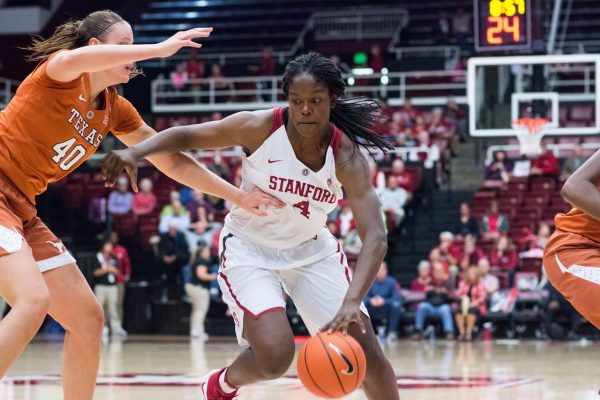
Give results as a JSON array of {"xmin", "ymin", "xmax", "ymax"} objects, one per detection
[
  {"xmin": 561, "ymin": 149, "xmax": 600, "ymax": 220},
  {"xmin": 321, "ymin": 138, "xmax": 388, "ymax": 335},
  {"xmin": 103, "ymin": 111, "xmax": 282, "ymax": 216},
  {"xmin": 46, "ymin": 28, "xmax": 212, "ymax": 82}
]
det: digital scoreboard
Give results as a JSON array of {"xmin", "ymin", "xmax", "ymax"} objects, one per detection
[{"xmin": 474, "ymin": 0, "xmax": 532, "ymax": 51}]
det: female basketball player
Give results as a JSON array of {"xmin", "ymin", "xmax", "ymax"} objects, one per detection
[
  {"xmin": 102, "ymin": 53, "xmax": 400, "ymax": 399},
  {"xmin": 543, "ymin": 151, "xmax": 600, "ymax": 329},
  {"xmin": 0, "ymin": 10, "xmax": 280, "ymax": 400}
]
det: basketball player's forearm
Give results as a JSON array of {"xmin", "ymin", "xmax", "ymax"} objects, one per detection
[
  {"xmin": 344, "ymin": 235, "xmax": 388, "ymax": 303},
  {"xmin": 59, "ymin": 44, "xmax": 164, "ymax": 74},
  {"xmin": 149, "ymin": 152, "xmax": 243, "ymax": 206},
  {"xmin": 562, "ymin": 179, "xmax": 600, "ymax": 221},
  {"xmin": 130, "ymin": 126, "xmax": 195, "ymax": 159}
]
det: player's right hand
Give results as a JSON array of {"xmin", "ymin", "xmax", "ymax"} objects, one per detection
[
  {"xmin": 156, "ymin": 28, "xmax": 213, "ymax": 58},
  {"xmin": 101, "ymin": 149, "xmax": 139, "ymax": 192}
]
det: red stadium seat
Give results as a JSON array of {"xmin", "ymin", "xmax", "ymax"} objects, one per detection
[{"xmin": 114, "ymin": 214, "xmax": 137, "ymax": 238}]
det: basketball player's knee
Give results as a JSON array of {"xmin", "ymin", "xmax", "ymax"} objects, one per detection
[
  {"xmin": 257, "ymin": 342, "xmax": 295, "ymax": 379},
  {"xmin": 16, "ymin": 286, "xmax": 51, "ymax": 325},
  {"xmin": 86, "ymin": 300, "xmax": 105, "ymax": 335}
]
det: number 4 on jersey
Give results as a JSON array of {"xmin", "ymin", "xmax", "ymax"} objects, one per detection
[
  {"xmin": 52, "ymin": 138, "xmax": 87, "ymax": 171},
  {"xmin": 293, "ymin": 200, "xmax": 310, "ymax": 219}
]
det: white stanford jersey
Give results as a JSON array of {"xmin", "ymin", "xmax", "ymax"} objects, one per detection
[{"xmin": 224, "ymin": 107, "xmax": 344, "ymax": 249}]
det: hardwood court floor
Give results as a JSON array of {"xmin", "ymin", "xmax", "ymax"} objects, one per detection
[{"xmin": 1, "ymin": 336, "xmax": 599, "ymax": 399}]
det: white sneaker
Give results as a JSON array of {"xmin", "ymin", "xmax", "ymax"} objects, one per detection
[{"xmin": 115, "ymin": 328, "xmax": 128, "ymax": 338}]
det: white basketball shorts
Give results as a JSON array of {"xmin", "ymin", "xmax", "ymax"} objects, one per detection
[{"xmin": 217, "ymin": 226, "xmax": 369, "ymax": 346}]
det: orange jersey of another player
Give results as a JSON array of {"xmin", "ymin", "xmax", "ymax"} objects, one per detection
[
  {"xmin": 554, "ymin": 206, "xmax": 600, "ymax": 242},
  {"xmin": 0, "ymin": 51, "xmax": 143, "ymax": 204}
]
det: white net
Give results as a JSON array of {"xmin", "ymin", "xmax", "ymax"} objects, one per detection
[{"xmin": 512, "ymin": 118, "xmax": 549, "ymax": 157}]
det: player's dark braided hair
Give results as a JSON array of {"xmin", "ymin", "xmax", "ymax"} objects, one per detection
[{"xmin": 282, "ymin": 52, "xmax": 392, "ymax": 156}]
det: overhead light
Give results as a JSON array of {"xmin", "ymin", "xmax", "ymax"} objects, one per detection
[
  {"xmin": 351, "ymin": 68, "xmax": 374, "ymax": 76},
  {"xmin": 347, "ymin": 77, "xmax": 355, "ymax": 86},
  {"xmin": 381, "ymin": 67, "xmax": 389, "ymax": 75},
  {"xmin": 381, "ymin": 76, "xmax": 389, "ymax": 85}
]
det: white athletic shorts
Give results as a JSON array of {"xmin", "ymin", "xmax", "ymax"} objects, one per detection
[{"xmin": 217, "ymin": 226, "xmax": 369, "ymax": 346}]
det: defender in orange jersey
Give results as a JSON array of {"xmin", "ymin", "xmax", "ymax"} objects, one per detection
[
  {"xmin": 544, "ymin": 150, "xmax": 600, "ymax": 329},
  {"xmin": 0, "ymin": 10, "xmax": 281, "ymax": 400}
]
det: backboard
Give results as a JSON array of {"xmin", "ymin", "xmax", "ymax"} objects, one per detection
[{"xmin": 467, "ymin": 54, "xmax": 600, "ymax": 137}]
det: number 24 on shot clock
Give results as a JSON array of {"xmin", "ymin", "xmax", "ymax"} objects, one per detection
[{"xmin": 474, "ymin": 0, "xmax": 532, "ymax": 51}]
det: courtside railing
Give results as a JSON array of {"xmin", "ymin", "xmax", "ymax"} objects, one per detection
[{"xmin": 151, "ymin": 70, "xmax": 468, "ymax": 112}]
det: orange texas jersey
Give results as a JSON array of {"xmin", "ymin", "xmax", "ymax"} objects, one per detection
[
  {"xmin": 0, "ymin": 51, "xmax": 143, "ymax": 204},
  {"xmin": 554, "ymin": 206, "xmax": 600, "ymax": 243}
]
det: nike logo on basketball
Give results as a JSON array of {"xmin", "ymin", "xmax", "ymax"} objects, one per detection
[
  {"xmin": 79, "ymin": 94, "xmax": 87, "ymax": 102},
  {"xmin": 328, "ymin": 343, "xmax": 354, "ymax": 375},
  {"xmin": 268, "ymin": 159, "xmax": 283, "ymax": 164},
  {"xmin": 554, "ymin": 253, "xmax": 600, "ymax": 285}
]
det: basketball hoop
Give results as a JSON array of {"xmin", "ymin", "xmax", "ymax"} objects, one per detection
[{"xmin": 511, "ymin": 118, "xmax": 550, "ymax": 157}]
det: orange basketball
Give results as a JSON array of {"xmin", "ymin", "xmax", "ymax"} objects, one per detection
[{"xmin": 297, "ymin": 332, "xmax": 367, "ymax": 398}]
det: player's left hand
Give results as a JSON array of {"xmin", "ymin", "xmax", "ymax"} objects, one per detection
[
  {"xmin": 321, "ymin": 300, "xmax": 366, "ymax": 336},
  {"xmin": 101, "ymin": 148, "xmax": 140, "ymax": 192},
  {"xmin": 236, "ymin": 187, "xmax": 286, "ymax": 216}
]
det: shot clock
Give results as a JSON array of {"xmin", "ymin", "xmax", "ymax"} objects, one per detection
[{"xmin": 474, "ymin": 0, "xmax": 532, "ymax": 51}]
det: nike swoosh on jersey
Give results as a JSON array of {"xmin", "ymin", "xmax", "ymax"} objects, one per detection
[
  {"xmin": 268, "ymin": 159, "xmax": 283, "ymax": 163},
  {"xmin": 79, "ymin": 94, "xmax": 87, "ymax": 102},
  {"xmin": 554, "ymin": 253, "xmax": 600, "ymax": 285}
]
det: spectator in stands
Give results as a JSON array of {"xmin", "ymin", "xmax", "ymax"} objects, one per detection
[
  {"xmin": 108, "ymin": 231, "xmax": 130, "ymax": 336},
  {"xmin": 489, "ymin": 236, "xmax": 518, "ymax": 271},
  {"xmin": 186, "ymin": 190, "xmax": 216, "ymax": 221},
  {"xmin": 391, "ymin": 158, "xmax": 414, "ymax": 194},
  {"xmin": 159, "ymin": 191, "xmax": 191, "ymax": 234},
  {"xmin": 170, "ymin": 62, "xmax": 189, "ymax": 92},
  {"xmin": 336, "ymin": 202, "xmax": 355, "ymax": 239},
  {"xmin": 445, "ymin": 98, "xmax": 467, "ymax": 142},
  {"xmin": 410, "ymin": 131, "xmax": 441, "ymax": 168},
  {"xmin": 399, "ymin": 98, "xmax": 420, "ymax": 128},
  {"xmin": 185, "ymin": 48, "xmax": 204, "ymax": 102},
  {"xmin": 454, "ymin": 266, "xmax": 487, "ymax": 341},
  {"xmin": 437, "ymin": 232, "xmax": 459, "ymax": 286},
  {"xmin": 208, "ymin": 150, "xmax": 231, "ymax": 181},
  {"xmin": 478, "ymin": 258, "xmax": 499, "ymax": 295},
  {"xmin": 560, "ymin": 143, "xmax": 586, "ymax": 180},
  {"xmin": 536, "ymin": 222, "xmax": 551, "ymax": 249},
  {"xmin": 259, "ymin": 47, "xmax": 276, "ymax": 101},
  {"xmin": 530, "ymin": 145, "xmax": 559, "ymax": 177},
  {"xmin": 455, "ymin": 202, "xmax": 479, "ymax": 238},
  {"xmin": 329, "ymin": 54, "xmax": 352, "ymax": 74},
  {"xmin": 379, "ymin": 175, "xmax": 408, "ymax": 228},
  {"xmin": 519, "ymin": 223, "xmax": 550, "ymax": 259},
  {"xmin": 428, "ymin": 107, "xmax": 453, "ymax": 139},
  {"xmin": 185, "ymin": 244, "xmax": 217, "ymax": 341},
  {"xmin": 364, "ymin": 261, "xmax": 402, "ymax": 341},
  {"xmin": 412, "ymin": 261, "xmax": 455, "ymax": 340},
  {"xmin": 187, "ymin": 204, "xmax": 223, "ymax": 256},
  {"xmin": 543, "ymin": 281, "xmax": 581, "ymax": 341},
  {"xmin": 411, "ymin": 115, "xmax": 428, "ymax": 138},
  {"xmin": 429, "ymin": 248, "xmax": 450, "ymax": 279},
  {"xmin": 452, "ymin": 7, "xmax": 471, "ymax": 50},
  {"xmin": 486, "ymin": 150, "xmax": 512, "ymax": 183},
  {"xmin": 208, "ymin": 63, "xmax": 234, "ymax": 103},
  {"xmin": 132, "ymin": 178, "xmax": 157, "ymax": 216},
  {"xmin": 369, "ymin": 44, "xmax": 384, "ymax": 73},
  {"xmin": 434, "ymin": 11, "xmax": 452, "ymax": 44},
  {"xmin": 480, "ymin": 200, "xmax": 509, "ymax": 239},
  {"xmin": 456, "ymin": 235, "xmax": 485, "ymax": 272},
  {"xmin": 93, "ymin": 241, "xmax": 126, "ymax": 337},
  {"xmin": 489, "ymin": 236, "xmax": 518, "ymax": 286},
  {"xmin": 107, "ymin": 176, "xmax": 134, "ymax": 229},
  {"xmin": 411, "ymin": 260, "xmax": 431, "ymax": 291},
  {"xmin": 368, "ymin": 160, "xmax": 385, "ymax": 193},
  {"xmin": 158, "ymin": 220, "xmax": 190, "ymax": 300}
]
